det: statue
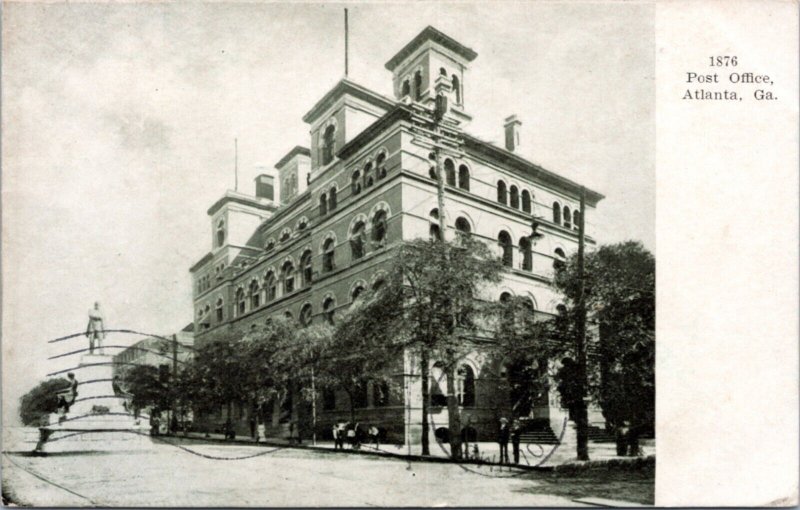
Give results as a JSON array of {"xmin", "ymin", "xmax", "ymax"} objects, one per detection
[{"xmin": 85, "ymin": 301, "xmax": 105, "ymax": 354}]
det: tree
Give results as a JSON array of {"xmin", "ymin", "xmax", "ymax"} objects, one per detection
[
  {"xmin": 354, "ymin": 237, "xmax": 503, "ymax": 458},
  {"xmin": 551, "ymin": 240, "xmax": 655, "ymax": 456},
  {"xmin": 122, "ymin": 364, "xmax": 170, "ymax": 414},
  {"xmin": 19, "ymin": 378, "xmax": 70, "ymax": 426}
]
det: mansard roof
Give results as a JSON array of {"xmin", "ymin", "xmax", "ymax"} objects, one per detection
[
  {"xmin": 302, "ymin": 79, "xmax": 396, "ymax": 125},
  {"xmin": 384, "ymin": 26, "xmax": 478, "ymax": 72}
]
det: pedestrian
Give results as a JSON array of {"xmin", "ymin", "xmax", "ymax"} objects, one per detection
[
  {"xmin": 257, "ymin": 420, "xmax": 266, "ymax": 443},
  {"xmin": 497, "ymin": 417, "xmax": 510, "ymax": 464},
  {"xmin": 461, "ymin": 415, "xmax": 472, "ymax": 459},
  {"xmin": 346, "ymin": 422, "xmax": 356, "ymax": 449},
  {"xmin": 368, "ymin": 425, "xmax": 380, "ymax": 449},
  {"xmin": 511, "ymin": 419, "xmax": 522, "ymax": 464},
  {"xmin": 249, "ymin": 416, "xmax": 256, "ymax": 440},
  {"xmin": 353, "ymin": 422, "xmax": 362, "ymax": 450},
  {"xmin": 334, "ymin": 423, "xmax": 345, "ymax": 450}
]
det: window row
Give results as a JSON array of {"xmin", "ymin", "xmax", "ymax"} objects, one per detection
[
  {"xmin": 552, "ymin": 202, "xmax": 581, "ymax": 230},
  {"xmin": 351, "ymin": 151, "xmax": 388, "ymax": 196},
  {"xmin": 428, "ymin": 158, "xmax": 470, "ymax": 191},
  {"xmin": 400, "ymin": 68, "xmax": 461, "ymax": 105},
  {"xmin": 497, "ymin": 181, "xmax": 533, "ymax": 213}
]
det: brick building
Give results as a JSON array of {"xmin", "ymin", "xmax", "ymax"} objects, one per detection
[{"xmin": 189, "ymin": 26, "xmax": 604, "ymax": 443}]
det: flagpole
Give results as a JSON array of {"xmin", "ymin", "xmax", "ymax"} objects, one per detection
[
  {"xmin": 344, "ymin": 9, "xmax": 349, "ymax": 77},
  {"xmin": 234, "ymin": 138, "xmax": 239, "ymax": 192}
]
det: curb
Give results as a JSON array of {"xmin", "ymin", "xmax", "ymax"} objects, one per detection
[{"xmin": 165, "ymin": 433, "xmax": 554, "ymax": 472}]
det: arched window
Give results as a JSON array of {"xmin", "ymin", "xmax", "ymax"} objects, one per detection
[
  {"xmin": 323, "ymin": 297, "xmax": 335, "ymax": 324},
  {"xmin": 299, "ymin": 303, "xmax": 313, "ymax": 327},
  {"xmin": 216, "ymin": 219, "xmax": 226, "ymax": 247},
  {"xmin": 329, "ymin": 186, "xmax": 337, "ymax": 210},
  {"xmin": 236, "ymin": 287, "xmax": 246, "ymax": 316},
  {"xmin": 372, "ymin": 211, "xmax": 388, "ymax": 247},
  {"xmin": 376, "ymin": 152, "xmax": 387, "ymax": 179},
  {"xmin": 265, "ymin": 271, "xmax": 277, "ymax": 301},
  {"xmin": 215, "ymin": 298, "xmax": 224, "ymax": 322},
  {"xmin": 291, "ymin": 174, "xmax": 297, "ymax": 195},
  {"xmin": 280, "ymin": 229, "xmax": 291, "ymax": 243},
  {"xmin": 499, "ymin": 292, "xmax": 512, "ymax": 303},
  {"xmin": 444, "ymin": 159, "xmax": 456, "ymax": 186},
  {"xmin": 363, "ymin": 162, "xmax": 373, "ymax": 188},
  {"xmin": 401, "ymin": 79, "xmax": 410, "ymax": 97},
  {"xmin": 510, "ymin": 185, "xmax": 520, "ymax": 209},
  {"xmin": 322, "ymin": 124, "xmax": 336, "ymax": 166},
  {"xmin": 497, "ymin": 181, "xmax": 508, "ymax": 205},
  {"xmin": 429, "ymin": 208, "xmax": 441, "ymax": 241},
  {"xmin": 563, "ymin": 206, "xmax": 572, "ymax": 229},
  {"xmin": 458, "ymin": 164, "xmax": 470, "ymax": 191},
  {"xmin": 498, "ymin": 231, "xmax": 513, "ymax": 267},
  {"xmin": 250, "ymin": 280, "xmax": 261, "ymax": 309},
  {"xmin": 319, "ymin": 193, "xmax": 328, "ymax": 216},
  {"xmin": 455, "ymin": 217, "xmax": 471, "ymax": 239},
  {"xmin": 519, "ymin": 237, "xmax": 533, "ymax": 271},
  {"xmin": 414, "ymin": 70, "xmax": 423, "ymax": 100},
  {"xmin": 573, "ymin": 211, "xmax": 581, "ymax": 230},
  {"xmin": 351, "ymin": 285, "xmax": 365, "ymax": 303},
  {"xmin": 456, "ymin": 365, "xmax": 475, "ymax": 407},
  {"xmin": 372, "ymin": 380, "xmax": 389, "ymax": 406},
  {"xmin": 350, "ymin": 221, "xmax": 366, "ymax": 260},
  {"xmin": 439, "ymin": 67, "xmax": 447, "ymax": 76},
  {"xmin": 552, "ymin": 202, "xmax": 561, "ymax": 224},
  {"xmin": 451, "ymin": 74, "xmax": 461, "ymax": 104},
  {"xmin": 372, "ymin": 279, "xmax": 385, "ymax": 292},
  {"xmin": 521, "ymin": 190, "xmax": 531, "ymax": 213},
  {"xmin": 554, "ymin": 248, "xmax": 566, "ymax": 270},
  {"xmin": 323, "ymin": 238, "xmax": 335, "ymax": 272},
  {"xmin": 351, "ymin": 171, "xmax": 361, "ymax": 196},
  {"xmin": 301, "ymin": 250, "xmax": 313, "ymax": 287},
  {"xmin": 281, "ymin": 261, "xmax": 295, "ymax": 294}
]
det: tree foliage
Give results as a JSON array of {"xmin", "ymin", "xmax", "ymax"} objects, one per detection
[
  {"xmin": 550, "ymin": 240, "xmax": 655, "ymax": 448},
  {"xmin": 349, "ymin": 236, "xmax": 504, "ymax": 458},
  {"xmin": 19, "ymin": 378, "xmax": 70, "ymax": 426}
]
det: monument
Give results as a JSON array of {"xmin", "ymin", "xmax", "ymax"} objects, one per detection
[{"xmin": 36, "ymin": 303, "xmax": 152, "ymax": 453}]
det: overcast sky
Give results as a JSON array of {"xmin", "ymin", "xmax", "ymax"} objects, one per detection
[{"xmin": 2, "ymin": 2, "xmax": 654, "ymax": 425}]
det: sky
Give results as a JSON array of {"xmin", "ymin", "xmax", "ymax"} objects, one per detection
[{"xmin": 2, "ymin": 2, "xmax": 654, "ymax": 425}]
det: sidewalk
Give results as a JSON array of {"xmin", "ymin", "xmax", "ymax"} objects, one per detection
[{"xmin": 171, "ymin": 431, "xmax": 654, "ymax": 469}]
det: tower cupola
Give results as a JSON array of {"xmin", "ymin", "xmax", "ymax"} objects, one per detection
[{"xmin": 385, "ymin": 26, "xmax": 477, "ymax": 124}]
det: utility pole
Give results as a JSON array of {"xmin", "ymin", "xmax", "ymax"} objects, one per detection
[
  {"xmin": 575, "ymin": 187, "xmax": 589, "ymax": 460},
  {"xmin": 171, "ymin": 334, "xmax": 178, "ymax": 435},
  {"xmin": 407, "ymin": 78, "xmax": 464, "ymax": 459}
]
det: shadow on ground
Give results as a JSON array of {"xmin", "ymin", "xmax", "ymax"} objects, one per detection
[{"xmin": 514, "ymin": 461, "xmax": 655, "ymax": 505}]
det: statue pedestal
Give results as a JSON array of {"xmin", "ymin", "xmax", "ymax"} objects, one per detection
[{"xmin": 37, "ymin": 355, "xmax": 152, "ymax": 453}]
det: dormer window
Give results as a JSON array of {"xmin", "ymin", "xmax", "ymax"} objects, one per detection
[{"xmin": 322, "ymin": 124, "xmax": 336, "ymax": 166}]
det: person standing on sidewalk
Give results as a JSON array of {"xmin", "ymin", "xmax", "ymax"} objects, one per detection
[
  {"xmin": 511, "ymin": 419, "xmax": 522, "ymax": 464},
  {"xmin": 497, "ymin": 417, "xmax": 510, "ymax": 464}
]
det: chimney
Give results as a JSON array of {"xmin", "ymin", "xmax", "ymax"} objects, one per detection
[
  {"xmin": 254, "ymin": 174, "xmax": 275, "ymax": 201},
  {"xmin": 504, "ymin": 115, "xmax": 522, "ymax": 152}
]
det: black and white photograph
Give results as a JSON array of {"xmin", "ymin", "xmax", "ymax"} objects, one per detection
[{"xmin": 2, "ymin": 1, "xmax": 796, "ymax": 507}]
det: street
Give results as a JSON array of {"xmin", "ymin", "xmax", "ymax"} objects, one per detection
[{"xmin": 2, "ymin": 428, "xmax": 593, "ymax": 507}]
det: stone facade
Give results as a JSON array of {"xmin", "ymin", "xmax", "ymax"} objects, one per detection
[{"xmin": 188, "ymin": 26, "xmax": 604, "ymax": 443}]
